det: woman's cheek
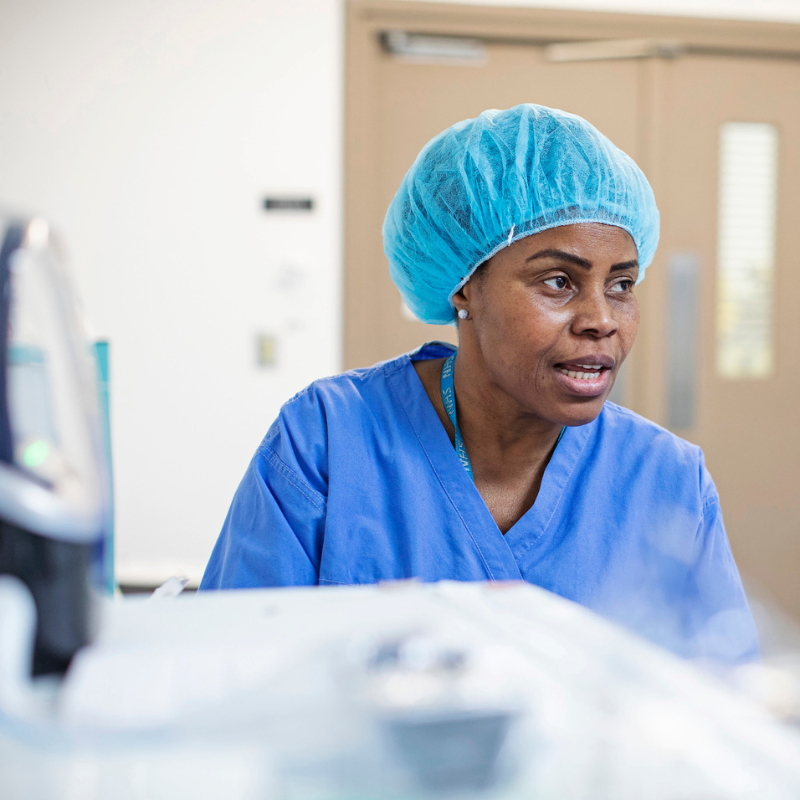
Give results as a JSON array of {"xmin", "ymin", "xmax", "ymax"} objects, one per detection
[{"xmin": 618, "ymin": 299, "xmax": 641, "ymax": 350}]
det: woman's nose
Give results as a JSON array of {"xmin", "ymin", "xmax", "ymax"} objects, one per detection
[{"xmin": 571, "ymin": 290, "xmax": 619, "ymax": 338}]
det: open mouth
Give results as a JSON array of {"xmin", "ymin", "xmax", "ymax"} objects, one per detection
[{"xmin": 552, "ymin": 359, "xmax": 614, "ymax": 397}]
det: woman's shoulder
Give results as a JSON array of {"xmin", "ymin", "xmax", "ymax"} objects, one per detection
[
  {"xmin": 276, "ymin": 341, "xmax": 453, "ymax": 422},
  {"xmin": 254, "ymin": 352, "xmax": 416, "ymax": 493},
  {"xmin": 262, "ymin": 349, "xmax": 430, "ymax": 459},
  {"xmin": 279, "ymin": 352, "xmax": 411, "ymax": 417},
  {"xmin": 599, "ymin": 401, "xmax": 698, "ymax": 449},
  {"xmin": 596, "ymin": 402, "xmax": 710, "ymax": 489}
]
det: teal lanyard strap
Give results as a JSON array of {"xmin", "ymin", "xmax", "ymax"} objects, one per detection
[
  {"xmin": 440, "ymin": 353, "xmax": 473, "ymax": 480},
  {"xmin": 440, "ymin": 352, "xmax": 566, "ymax": 482}
]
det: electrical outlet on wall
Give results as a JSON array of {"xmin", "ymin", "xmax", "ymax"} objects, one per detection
[{"xmin": 256, "ymin": 334, "xmax": 277, "ymax": 367}]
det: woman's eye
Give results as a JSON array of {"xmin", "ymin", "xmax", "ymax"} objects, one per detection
[
  {"xmin": 609, "ymin": 279, "xmax": 634, "ymax": 293},
  {"xmin": 544, "ymin": 276, "xmax": 569, "ymax": 290}
]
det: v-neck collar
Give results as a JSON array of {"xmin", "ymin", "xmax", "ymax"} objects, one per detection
[{"xmin": 387, "ymin": 345, "xmax": 594, "ymax": 581}]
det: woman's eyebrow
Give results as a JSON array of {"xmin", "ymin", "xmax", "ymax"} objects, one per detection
[
  {"xmin": 525, "ymin": 249, "xmax": 639, "ymax": 272},
  {"xmin": 526, "ymin": 249, "xmax": 590, "ymax": 268},
  {"xmin": 610, "ymin": 259, "xmax": 639, "ymax": 272}
]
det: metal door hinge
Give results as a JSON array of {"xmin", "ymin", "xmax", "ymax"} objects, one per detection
[{"xmin": 381, "ymin": 31, "xmax": 486, "ymax": 64}]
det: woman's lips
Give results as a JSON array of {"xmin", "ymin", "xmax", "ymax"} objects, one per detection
[{"xmin": 553, "ymin": 364, "xmax": 611, "ymax": 397}]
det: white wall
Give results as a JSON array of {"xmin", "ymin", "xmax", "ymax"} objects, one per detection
[
  {"xmin": 0, "ymin": 0, "xmax": 343, "ymax": 584},
  {"xmin": 0, "ymin": 0, "xmax": 794, "ymax": 586}
]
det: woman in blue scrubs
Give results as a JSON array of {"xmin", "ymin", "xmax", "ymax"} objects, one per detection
[{"xmin": 201, "ymin": 104, "xmax": 758, "ymax": 664}]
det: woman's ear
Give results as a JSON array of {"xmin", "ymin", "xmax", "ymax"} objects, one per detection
[
  {"xmin": 453, "ymin": 277, "xmax": 475, "ymax": 307},
  {"xmin": 453, "ymin": 281, "xmax": 473, "ymax": 322},
  {"xmin": 452, "ymin": 284, "xmax": 470, "ymax": 320}
]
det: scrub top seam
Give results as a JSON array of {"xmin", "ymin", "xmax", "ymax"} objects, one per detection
[
  {"xmin": 701, "ymin": 492, "xmax": 719, "ymax": 515},
  {"xmin": 380, "ymin": 354, "xmax": 411, "ymax": 379},
  {"xmin": 388, "ymin": 362, "xmax": 498, "ymax": 582},
  {"xmin": 259, "ymin": 444, "xmax": 327, "ymax": 511}
]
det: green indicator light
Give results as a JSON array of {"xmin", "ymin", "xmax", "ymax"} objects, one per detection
[{"xmin": 23, "ymin": 440, "xmax": 50, "ymax": 469}]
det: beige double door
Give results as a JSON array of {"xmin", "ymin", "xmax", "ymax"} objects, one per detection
[{"xmin": 345, "ymin": 2, "xmax": 800, "ymax": 619}]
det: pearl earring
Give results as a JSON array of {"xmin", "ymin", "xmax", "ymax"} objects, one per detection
[{"xmin": 458, "ymin": 309, "xmax": 469, "ymax": 320}]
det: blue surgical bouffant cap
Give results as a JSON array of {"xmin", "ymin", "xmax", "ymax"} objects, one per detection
[{"xmin": 383, "ymin": 104, "xmax": 660, "ymax": 325}]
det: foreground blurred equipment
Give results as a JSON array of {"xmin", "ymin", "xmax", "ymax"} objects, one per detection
[
  {"xmin": 0, "ymin": 214, "xmax": 108, "ymax": 676},
  {"xmin": 3, "ymin": 581, "xmax": 800, "ymax": 799}
]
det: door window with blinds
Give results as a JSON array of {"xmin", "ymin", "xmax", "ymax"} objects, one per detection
[{"xmin": 716, "ymin": 122, "xmax": 778, "ymax": 379}]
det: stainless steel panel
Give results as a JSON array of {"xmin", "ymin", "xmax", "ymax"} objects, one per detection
[{"xmin": 667, "ymin": 252, "xmax": 699, "ymax": 431}]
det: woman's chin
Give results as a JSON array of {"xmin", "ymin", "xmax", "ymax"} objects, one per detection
[
  {"xmin": 551, "ymin": 396, "xmax": 610, "ymax": 428},
  {"xmin": 545, "ymin": 369, "xmax": 617, "ymax": 426}
]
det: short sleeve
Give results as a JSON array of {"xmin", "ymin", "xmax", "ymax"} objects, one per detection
[
  {"xmin": 199, "ymin": 416, "xmax": 328, "ymax": 590},
  {"xmin": 679, "ymin": 470, "xmax": 760, "ymax": 664}
]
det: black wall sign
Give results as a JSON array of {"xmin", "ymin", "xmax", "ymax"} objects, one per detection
[{"xmin": 263, "ymin": 197, "xmax": 314, "ymax": 212}]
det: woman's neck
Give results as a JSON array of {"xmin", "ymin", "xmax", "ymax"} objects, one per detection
[
  {"xmin": 451, "ymin": 349, "xmax": 562, "ymax": 476},
  {"xmin": 412, "ymin": 352, "xmax": 563, "ymax": 532}
]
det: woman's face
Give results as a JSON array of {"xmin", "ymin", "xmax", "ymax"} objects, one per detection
[{"xmin": 456, "ymin": 223, "xmax": 640, "ymax": 427}]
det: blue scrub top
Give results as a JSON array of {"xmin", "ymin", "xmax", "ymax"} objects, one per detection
[{"xmin": 201, "ymin": 343, "xmax": 759, "ymax": 664}]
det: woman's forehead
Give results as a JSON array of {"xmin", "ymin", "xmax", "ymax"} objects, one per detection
[{"xmin": 497, "ymin": 224, "xmax": 638, "ymax": 265}]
